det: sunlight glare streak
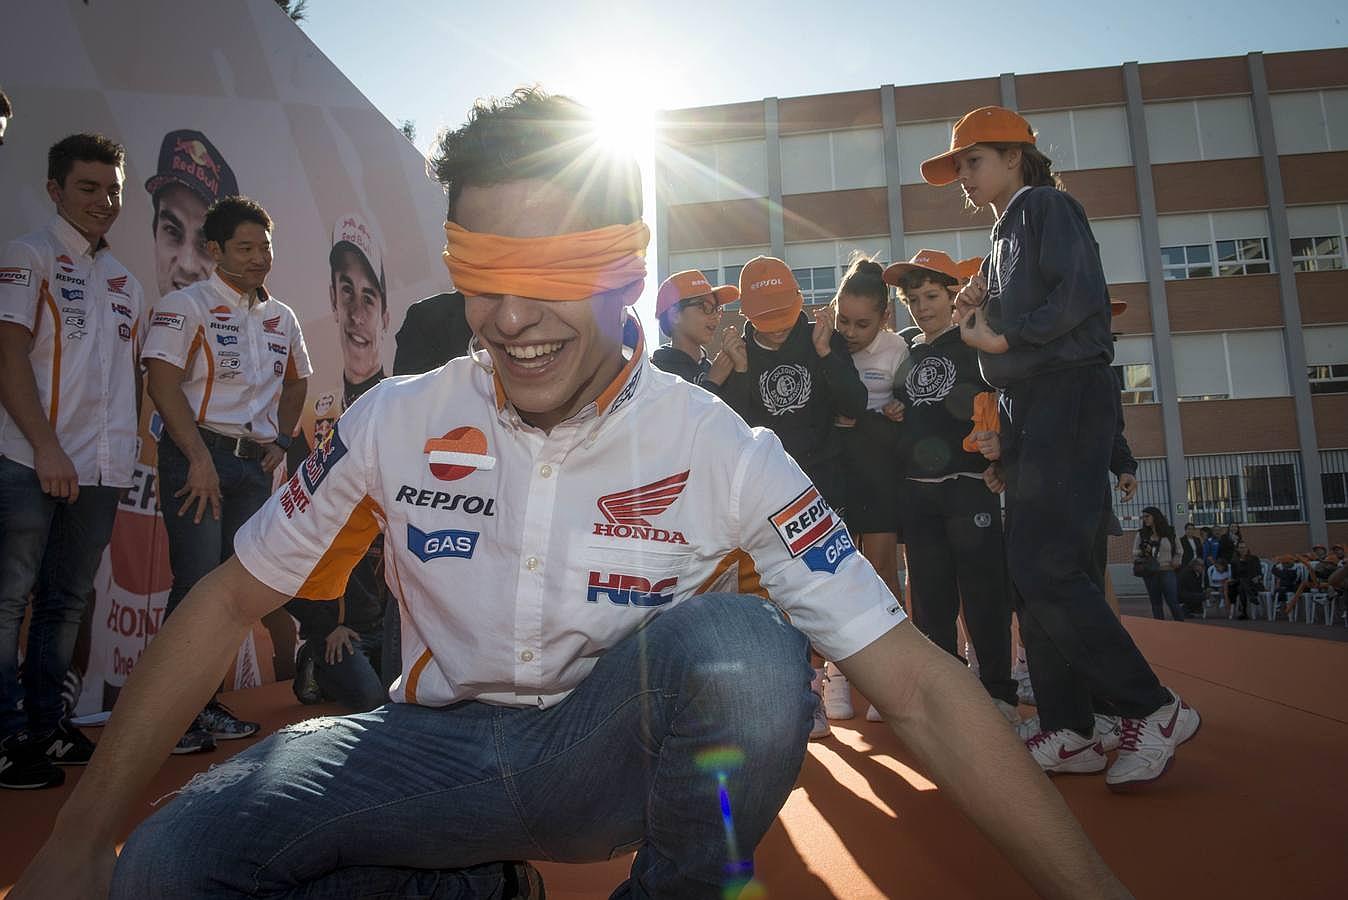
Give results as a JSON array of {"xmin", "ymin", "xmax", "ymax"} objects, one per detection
[
  {"xmin": 778, "ymin": 785, "xmax": 889, "ymax": 899},
  {"xmin": 868, "ymin": 753, "xmax": 939, "ymax": 792},
  {"xmin": 806, "ymin": 742, "xmax": 899, "ymax": 820}
]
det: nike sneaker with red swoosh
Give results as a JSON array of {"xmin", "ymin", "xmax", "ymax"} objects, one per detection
[
  {"xmin": 1106, "ymin": 689, "xmax": 1201, "ymax": 791},
  {"xmin": 1024, "ymin": 728, "xmax": 1107, "ymax": 774}
]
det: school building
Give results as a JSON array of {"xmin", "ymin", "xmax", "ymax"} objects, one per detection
[{"xmin": 653, "ymin": 47, "xmax": 1348, "ymax": 558}]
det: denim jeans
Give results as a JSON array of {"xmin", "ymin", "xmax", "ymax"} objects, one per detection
[
  {"xmin": 285, "ymin": 597, "xmax": 389, "ymax": 712},
  {"xmin": 0, "ymin": 456, "xmax": 119, "ymax": 736},
  {"xmin": 157, "ymin": 434, "xmax": 274, "ymax": 618},
  {"xmin": 112, "ymin": 593, "xmax": 815, "ymax": 899},
  {"xmin": 1143, "ymin": 570, "xmax": 1186, "ymax": 621}
]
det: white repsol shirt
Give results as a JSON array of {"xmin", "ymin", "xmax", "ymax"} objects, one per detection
[
  {"xmin": 235, "ymin": 316, "xmax": 905, "ymax": 709},
  {"xmin": 0, "ymin": 215, "xmax": 144, "ymax": 487},
  {"xmin": 140, "ymin": 270, "xmax": 312, "ymax": 442},
  {"xmin": 851, "ymin": 328, "xmax": 909, "ymax": 412}
]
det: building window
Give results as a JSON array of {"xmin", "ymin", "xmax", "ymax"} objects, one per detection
[
  {"xmin": 1215, "ymin": 237, "xmax": 1271, "ymax": 276},
  {"xmin": 1114, "ymin": 363, "xmax": 1155, "ymax": 404},
  {"xmin": 791, "ymin": 266, "xmax": 837, "ymax": 306},
  {"xmin": 1161, "ymin": 244, "xmax": 1212, "ymax": 280},
  {"xmin": 1320, "ymin": 450, "xmax": 1348, "ymax": 521},
  {"xmin": 1309, "ymin": 364, "xmax": 1348, "ymax": 395},
  {"xmin": 1184, "ymin": 452, "xmax": 1305, "ymax": 526},
  {"xmin": 1291, "ymin": 235, "xmax": 1345, "ymax": 272},
  {"xmin": 1114, "ymin": 457, "xmax": 1171, "ymax": 532}
]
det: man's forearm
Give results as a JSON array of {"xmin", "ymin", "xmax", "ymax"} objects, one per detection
[
  {"xmin": 276, "ymin": 377, "xmax": 307, "ymax": 439},
  {"xmin": 892, "ymin": 650, "xmax": 1129, "ymax": 900},
  {"xmin": 51, "ymin": 559, "xmax": 279, "ymax": 847},
  {"xmin": 146, "ymin": 367, "xmax": 209, "ymax": 461},
  {"xmin": 0, "ymin": 329, "xmax": 62, "ymax": 453}
]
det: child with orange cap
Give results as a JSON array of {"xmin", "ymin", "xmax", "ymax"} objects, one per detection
[
  {"xmin": 923, "ymin": 105, "xmax": 1199, "ymax": 789},
  {"xmin": 651, "ymin": 269, "xmax": 739, "ymax": 387},
  {"xmin": 884, "ymin": 249, "xmax": 1019, "ymax": 723},
  {"xmin": 717, "ymin": 256, "xmax": 868, "ymax": 737}
]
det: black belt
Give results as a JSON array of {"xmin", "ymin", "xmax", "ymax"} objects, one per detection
[{"xmin": 197, "ymin": 427, "xmax": 266, "ymax": 460}]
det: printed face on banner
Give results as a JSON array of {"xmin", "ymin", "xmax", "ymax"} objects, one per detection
[
  {"xmin": 330, "ymin": 245, "xmax": 388, "ymax": 387},
  {"xmin": 151, "ymin": 183, "xmax": 214, "ymax": 296}
]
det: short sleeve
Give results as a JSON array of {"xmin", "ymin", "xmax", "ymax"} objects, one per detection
[
  {"xmin": 732, "ymin": 427, "xmax": 905, "ymax": 661},
  {"xmin": 139, "ymin": 290, "xmax": 198, "ymax": 368},
  {"xmin": 0, "ymin": 241, "xmax": 43, "ymax": 332},
  {"xmin": 287, "ymin": 306, "xmax": 313, "ymax": 379},
  {"xmin": 234, "ymin": 390, "xmax": 382, "ymax": 599}
]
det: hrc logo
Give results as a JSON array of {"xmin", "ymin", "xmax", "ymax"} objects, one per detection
[
  {"xmin": 770, "ymin": 485, "xmax": 836, "ymax": 558},
  {"xmin": 407, "ymin": 524, "xmax": 479, "ymax": 562},
  {"xmin": 586, "ymin": 572, "xmax": 677, "ymax": 607}
]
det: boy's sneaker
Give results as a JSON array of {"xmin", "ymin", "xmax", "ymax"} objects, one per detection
[
  {"xmin": 1094, "ymin": 714, "xmax": 1123, "ymax": 753},
  {"xmin": 865, "ymin": 704, "xmax": 883, "ymax": 722},
  {"xmin": 292, "ymin": 642, "xmax": 323, "ymax": 705},
  {"xmin": 1024, "ymin": 728, "xmax": 1107, "ymax": 775},
  {"xmin": 197, "ymin": 699, "xmax": 260, "ymax": 740},
  {"xmin": 0, "ymin": 732, "xmax": 65, "ymax": 789},
  {"xmin": 1014, "ymin": 670, "xmax": 1036, "ymax": 706},
  {"xmin": 42, "ymin": 719, "xmax": 97, "ymax": 765},
  {"xmin": 994, "ymin": 699, "xmax": 1020, "ymax": 725},
  {"xmin": 821, "ymin": 662, "xmax": 855, "ymax": 720},
  {"xmin": 809, "ymin": 669, "xmax": 831, "ymax": 740},
  {"xmin": 1106, "ymin": 691, "xmax": 1201, "ymax": 791},
  {"xmin": 173, "ymin": 723, "xmax": 217, "ymax": 755},
  {"xmin": 1014, "ymin": 714, "xmax": 1040, "ymax": 742}
]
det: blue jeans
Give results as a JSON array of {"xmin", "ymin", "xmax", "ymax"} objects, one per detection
[
  {"xmin": 285, "ymin": 597, "xmax": 389, "ymax": 712},
  {"xmin": 0, "ymin": 456, "xmax": 119, "ymax": 736},
  {"xmin": 112, "ymin": 594, "xmax": 815, "ymax": 899},
  {"xmin": 1143, "ymin": 570, "xmax": 1186, "ymax": 621},
  {"xmin": 157, "ymin": 435, "xmax": 274, "ymax": 618}
]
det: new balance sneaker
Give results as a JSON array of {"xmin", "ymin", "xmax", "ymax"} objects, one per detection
[
  {"xmin": 197, "ymin": 699, "xmax": 259, "ymax": 740},
  {"xmin": 1106, "ymin": 691, "xmax": 1201, "ymax": 791},
  {"xmin": 1014, "ymin": 669, "xmax": 1037, "ymax": 706},
  {"xmin": 1014, "ymin": 714, "xmax": 1040, "ymax": 742},
  {"xmin": 809, "ymin": 669, "xmax": 831, "ymax": 740},
  {"xmin": 41, "ymin": 719, "xmax": 96, "ymax": 765},
  {"xmin": 1094, "ymin": 714, "xmax": 1123, "ymax": 754},
  {"xmin": 173, "ymin": 723, "xmax": 217, "ymax": 755},
  {"xmin": 0, "ymin": 732, "xmax": 65, "ymax": 789},
  {"xmin": 821, "ymin": 662, "xmax": 855, "ymax": 720},
  {"xmin": 1024, "ymin": 728, "xmax": 1107, "ymax": 775},
  {"xmin": 865, "ymin": 704, "xmax": 883, "ymax": 722}
]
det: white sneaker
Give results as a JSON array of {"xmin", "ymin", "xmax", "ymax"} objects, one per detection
[
  {"xmin": 822, "ymin": 662, "xmax": 855, "ymax": 720},
  {"xmin": 1094, "ymin": 714, "xmax": 1123, "ymax": 753},
  {"xmin": 994, "ymin": 699, "xmax": 1020, "ymax": 725},
  {"xmin": 1014, "ymin": 669, "xmax": 1036, "ymax": 706},
  {"xmin": 865, "ymin": 704, "xmax": 883, "ymax": 722},
  {"xmin": 1014, "ymin": 714, "xmax": 1040, "ymax": 742},
  {"xmin": 809, "ymin": 669, "xmax": 831, "ymax": 740},
  {"xmin": 1105, "ymin": 691, "xmax": 1201, "ymax": 791},
  {"xmin": 1024, "ymin": 728, "xmax": 1107, "ymax": 775}
]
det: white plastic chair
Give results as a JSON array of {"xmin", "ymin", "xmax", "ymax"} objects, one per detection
[
  {"xmin": 1257, "ymin": 560, "xmax": 1276, "ymax": 622},
  {"xmin": 1304, "ymin": 587, "xmax": 1338, "ymax": 625}
]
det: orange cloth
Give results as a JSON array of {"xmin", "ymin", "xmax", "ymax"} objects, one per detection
[
  {"xmin": 442, "ymin": 220, "xmax": 649, "ymax": 301},
  {"xmin": 962, "ymin": 391, "xmax": 1000, "ymax": 452}
]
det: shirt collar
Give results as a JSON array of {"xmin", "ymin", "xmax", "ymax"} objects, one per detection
[
  {"xmin": 209, "ymin": 269, "xmax": 269, "ymax": 308},
  {"xmin": 995, "ymin": 186, "xmax": 1033, "ymax": 227},
  {"xmin": 910, "ymin": 323, "xmax": 958, "ymax": 347},
  {"xmin": 48, "ymin": 214, "xmax": 107, "ymax": 260},
  {"xmin": 483, "ymin": 310, "xmax": 648, "ymax": 426}
]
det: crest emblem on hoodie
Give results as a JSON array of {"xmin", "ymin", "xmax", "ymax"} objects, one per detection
[
  {"xmin": 759, "ymin": 364, "xmax": 812, "ymax": 416},
  {"xmin": 906, "ymin": 355, "xmax": 956, "ymax": 406}
]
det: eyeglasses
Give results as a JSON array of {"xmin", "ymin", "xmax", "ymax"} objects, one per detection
[{"xmin": 679, "ymin": 297, "xmax": 723, "ymax": 316}]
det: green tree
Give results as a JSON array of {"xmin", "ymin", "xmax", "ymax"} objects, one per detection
[
  {"xmin": 275, "ymin": 0, "xmax": 309, "ymax": 22},
  {"xmin": 399, "ymin": 120, "xmax": 417, "ymax": 143}
]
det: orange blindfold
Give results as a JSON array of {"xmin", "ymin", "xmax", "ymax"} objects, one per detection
[{"xmin": 443, "ymin": 220, "xmax": 650, "ymax": 302}]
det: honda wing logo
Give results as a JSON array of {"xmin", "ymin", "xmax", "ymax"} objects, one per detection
[{"xmin": 593, "ymin": 471, "xmax": 690, "ymax": 544}]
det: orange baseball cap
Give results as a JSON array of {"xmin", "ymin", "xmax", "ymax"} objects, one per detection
[
  {"xmin": 656, "ymin": 270, "xmax": 739, "ymax": 319},
  {"xmin": 738, "ymin": 256, "xmax": 803, "ymax": 333},
  {"xmin": 956, "ymin": 256, "xmax": 985, "ymax": 283},
  {"xmin": 921, "ymin": 106, "xmax": 1037, "ymax": 187},
  {"xmin": 882, "ymin": 249, "xmax": 962, "ymax": 287},
  {"xmin": 1110, "ymin": 298, "xmax": 1128, "ymax": 317}
]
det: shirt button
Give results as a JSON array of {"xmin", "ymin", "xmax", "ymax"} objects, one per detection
[
  {"xmin": 525, "ymin": 556, "xmax": 539, "ymax": 571},
  {"xmin": 539, "ymin": 464, "xmax": 553, "ymax": 478},
  {"xmin": 520, "ymin": 650, "xmax": 535, "ymax": 663}
]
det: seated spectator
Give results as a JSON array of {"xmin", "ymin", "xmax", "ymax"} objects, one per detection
[
  {"xmin": 1178, "ymin": 559, "xmax": 1206, "ymax": 616},
  {"xmin": 1270, "ymin": 556, "xmax": 1303, "ymax": 619},
  {"xmin": 1228, "ymin": 542, "xmax": 1262, "ymax": 620},
  {"xmin": 1201, "ymin": 526, "xmax": 1219, "ymax": 569},
  {"xmin": 1283, "ymin": 545, "xmax": 1340, "ymax": 621},
  {"xmin": 1208, "ymin": 557, "xmax": 1232, "ymax": 606}
]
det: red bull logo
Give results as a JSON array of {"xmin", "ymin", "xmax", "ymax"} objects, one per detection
[
  {"xmin": 424, "ymin": 427, "xmax": 496, "ymax": 482},
  {"xmin": 172, "ymin": 138, "xmax": 223, "ymax": 197}
]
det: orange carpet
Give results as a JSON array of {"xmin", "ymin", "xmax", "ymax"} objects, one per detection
[{"xmin": 4, "ymin": 617, "xmax": 1346, "ymax": 899}]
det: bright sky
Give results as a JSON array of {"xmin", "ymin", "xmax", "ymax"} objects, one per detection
[{"xmin": 299, "ymin": 0, "xmax": 1346, "ymax": 329}]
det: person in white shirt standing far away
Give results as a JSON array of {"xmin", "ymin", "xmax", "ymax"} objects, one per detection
[{"xmin": 13, "ymin": 89, "xmax": 1134, "ymax": 900}]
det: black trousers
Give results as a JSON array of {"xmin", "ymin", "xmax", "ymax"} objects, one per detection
[
  {"xmin": 1001, "ymin": 365, "xmax": 1169, "ymax": 733},
  {"xmin": 899, "ymin": 475, "xmax": 1017, "ymax": 706}
]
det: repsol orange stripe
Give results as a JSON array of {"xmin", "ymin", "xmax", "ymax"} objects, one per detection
[
  {"xmin": 191, "ymin": 327, "xmax": 215, "ymax": 422},
  {"xmin": 595, "ymin": 325, "xmax": 646, "ymax": 413},
  {"xmin": 405, "ymin": 649, "xmax": 433, "ymax": 704},
  {"xmin": 695, "ymin": 548, "xmax": 767, "ymax": 599},
  {"xmin": 38, "ymin": 281, "xmax": 61, "ymax": 425},
  {"xmin": 296, "ymin": 495, "xmax": 384, "ymax": 600}
]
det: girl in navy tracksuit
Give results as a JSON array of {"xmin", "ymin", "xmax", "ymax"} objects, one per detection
[{"xmin": 920, "ymin": 106, "xmax": 1198, "ymax": 789}]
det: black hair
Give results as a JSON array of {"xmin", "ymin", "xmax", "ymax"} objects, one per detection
[
  {"xmin": 47, "ymin": 133, "xmax": 125, "ymax": 186},
  {"xmin": 894, "ymin": 267, "xmax": 958, "ymax": 301},
  {"xmin": 0, "ymin": 87, "xmax": 12, "ymax": 118},
  {"xmin": 430, "ymin": 86, "xmax": 642, "ymax": 228},
  {"xmin": 987, "ymin": 141, "xmax": 1063, "ymax": 190},
  {"xmin": 203, "ymin": 195, "xmax": 272, "ymax": 248},
  {"xmin": 1140, "ymin": 506, "xmax": 1175, "ymax": 542},
  {"xmin": 834, "ymin": 254, "xmax": 888, "ymax": 315}
]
